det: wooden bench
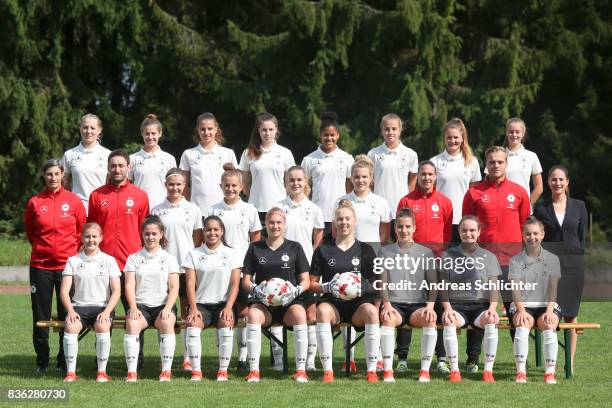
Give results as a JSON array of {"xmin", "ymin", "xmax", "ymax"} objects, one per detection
[{"xmin": 36, "ymin": 318, "xmax": 600, "ymax": 379}]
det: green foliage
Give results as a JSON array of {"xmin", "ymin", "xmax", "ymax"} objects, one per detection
[{"xmin": 1, "ymin": 0, "xmax": 611, "ymax": 239}]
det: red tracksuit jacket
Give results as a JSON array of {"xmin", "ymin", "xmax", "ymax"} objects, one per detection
[
  {"xmin": 24, "ymin": 187, "xmax": 86, "ymax": 269},
  {"xmin": 87, "ymin": 181, "xmax": 149, "ymax": 270},
  {"xmin": 462, "ymin": 178, "xmax": 530, "ymax": 265}
]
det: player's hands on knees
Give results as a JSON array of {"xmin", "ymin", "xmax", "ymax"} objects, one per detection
[
  {"xmin": 128, "ymin": 308, "xmax": 142, "ymax": 321},
  {"xmin": 66, "ymin": 311, "xmax": 80, "ymax": 324},
  {"xmin": 422, "ymin": 306, "xmax": 436, "ymax": 323},
  {"xmin": 380, "ymin": 302, "xmax": 398, "ymax": 322},
  {"xmin": 96, "ymin": 311, "xmax": 111, "ymax": 324},
  {"xmin": 542, "ymin": 311, "xmax": 557, "ymax": 326},
  {"xmin": 220, "ymin": 307, "xmax": 234, "ymax": 322},
  {"xmin": 514, "ymin": 310, "xmax": 531, "ymax": 327},
  {"xmin": 442, "ymin": 309, "xmax": 459, "ymax": 325},
  {"xmin": 160, "ymin": 307, "xmax": 173, "ymax": 320},
  {"xmin": 186, "ymin": 308, "xmax": 202, "ymax": 323},
  {"xmin": 484, "ymin": 308, "xmax": 499, "ymax": 325}
]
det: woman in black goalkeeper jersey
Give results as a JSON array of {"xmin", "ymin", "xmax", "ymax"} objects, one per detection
[
  {"xmin": 311, "ymin": 199, "xmax": 381, "ymax": 383},
  {"xmin": 241, "ymin": 207, "xmax": 310, "ymax": 383}
]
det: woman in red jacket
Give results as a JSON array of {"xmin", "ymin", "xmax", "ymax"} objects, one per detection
[{"xmin": 24, "ymin": 159, "xmax": 87, "ymax": 373}]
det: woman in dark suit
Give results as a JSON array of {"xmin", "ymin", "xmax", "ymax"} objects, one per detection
[{"xmin": 534, "ymin": 165, "xmax": 587, "ymax": 373}]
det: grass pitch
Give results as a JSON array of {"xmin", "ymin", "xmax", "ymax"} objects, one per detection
[{"xmin": 0, "ymin": 294, "xmax": 610, "ymax": 407}]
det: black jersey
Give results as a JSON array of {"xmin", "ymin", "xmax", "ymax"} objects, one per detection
[
  {"xmin": 243, "ymin": 239, "xmax": 309, "ymax": 286},
  {"xmin": 311, "ymin": 240, "xmax": 378, "ymax": 300}
]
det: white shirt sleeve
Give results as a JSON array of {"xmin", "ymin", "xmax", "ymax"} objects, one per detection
[
  {"xmin": 470, "ymin": 158, "xmax": 482, "ymax": 182},
  {"xmin": 193, "ymin": 205, "xmax": 203, "ymax": 230},
  {"xmin": 238, "ymin": 150, "xmax": 249, "ymax": 172},
  {"xmin": 124, "ymin": 255, "xmax": 136, "ymax": 273},
  {"xmin": 284, "ymin": 149, "xmax": 296, "ymax": 170},
  {"xmin": 179, "ymin": 150, "xmax": 190, "ymax": 172},
  {"xmin": 381, "ymin": 199, "xmax": 391, "ymax": 223},
  {"xmin": 250, "ymin": 206, "xmax": 263, "ymax": 232},
  {"xmin": 313, "ymin": 205, "xmax": 324, "ymax": 229},
  {"xmin": 181, "ymin": 250, "xmax": 196, "ymax": 271},
  {"xmin": 225, "ymin": 149, "xmax": 238, "ymax": 168},
  {"xmin": 108, "ymin": 257, "xmax": 122, "ymax": 277},
  {"xmin": 168, "ymin": 153, "xmax": 178, "ymax": 170},
  {"xmin": 408, "ymin": 149, "xmax": 419, "ymax": 173},
  {"xmin": 62, "ymin": 258, "xmax": 75, "ymax": 276},
  {"xmin": 168, "ymin": 254, "xmax": 181, "ymax": 274},
  {"xmin": 230, "ymin": 248, "xmax": 243, "ymax": 270},
  {"xmin": 61, "ymin": 151, "xmax": 71, "ymax": 176},
  {"xmin": 345, "ymin": 155, "xmax": 354, "ymax": 178},
  {"xmin": 531, "ymin": 152, "xmax": 543, "ymax": 175}
]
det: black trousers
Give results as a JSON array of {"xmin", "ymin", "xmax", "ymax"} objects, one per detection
[{"xmin": 30, "ymin": 267, "xmax": 66, "ymax": 368}]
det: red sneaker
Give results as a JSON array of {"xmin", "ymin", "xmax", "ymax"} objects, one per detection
[
  {"xmin": 95, "ymin": 371, "xmax": 110, "ymax": 383},
  {"xmin": 246, "ymin": 370, "xmax": 260, "ymax": 383},
  {"xmin": 322, "ymin": 370, "xmax": 334, "ymax": 383},
  {"xmin": 182, "ymin": 360, "xmax": 193, "ymax": 371},
  {"xmin": 482, "ymin": 370, "xmax": 495, "ymax": 383},
  {"xmin": 125, "ymin": 371, "xmax": 137, "ymax": 383},
  {"xmin": 191, "ymin": 370, "xmax": 203, "ymax": 381},
  {"xmin": 63, "ymin": 372, "xmax": 78, "ymax": 382},
  {"xmin": 293, "ymin": 370, "xmax": 309, "ymax": 383},
  {"xmin": 449, "ymin": 370, "xmax": 462, "ymax": 382},
  {"xmin": 366, "ymin": 370, "xmax": 379, "ymax": 383},
  {"xmin": 544, "ymin": 373, "xmax": 557, "ymax": 384},
  {"xmin": 342, "ymin": 360, "xmax": 357, "ymax": 373},
  {"xmin": 216, "ymin": 370, "xmax": 228, "ymax": 382},
  {"xmin": 418, "ymin": 370, "xmax": 430, "ymax": 383},
  {"xmin": 159, "ymin": 370, "xmax": 172, "ymax": 382},
  {"xmin": 383, "ymin": 370, "xmax": 395, "ymax": 383},
  {"xmin": 515, "ymin": 372, "xmax": 527, "ymax": 383}
]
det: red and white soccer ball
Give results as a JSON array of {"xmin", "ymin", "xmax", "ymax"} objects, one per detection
[
  {"xmin": 336, "ymin": 272, "xmax": 361, "ymax": 300},
  {"xmin": 263, "ymin": 278, "xmax": 291, "ymax": 307}
]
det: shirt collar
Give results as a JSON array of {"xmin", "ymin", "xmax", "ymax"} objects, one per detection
[
  {"xmin": 383, "ymin": 142, "xmax": 403, "ymax": 154},
  {"xmin": 413, "ymin": 186, "xmax": 436, "ymax": 198},
  {"xmin": 79, "ymin": 142, "xmax": 99, "ymax": 154},
  {"xmin": 350, "ymin": 191, "xmax": 370, "ymax": 203},
  {"xmin": 166, "ymin": 197, "xmax": 185, "ymax": 208},
  {"xmin": 139, "ymin": 147, "xmax": 160, "ymax": 159},
  {"xmin": 79, "ymin": 250, "xmax": 100, "ymax": 263},
  {"xmin": 261, "ymin": 143, "xmax": 277, "ymax": 154},
  {"xmin": 197, "ymin": 143, "xmax": 218, "ymax": 155},
  {"xmin": 443, "ymin": 150, "xmax": 462, "ymax": 162},
  {"xmin": 143, "ymin": 248, "xmax": 162, "ymax": 260},
  {"xmin": 203, "ymin": 243, "xmax": 225, "ymax": 255},
  {"xmin": 317, "ymin": 146, "xmax": 338, "ymax": 158},
  {"xmin": 42, "ymin": 186, "xmax": 65, "ymax": 197},
  {"xmin": 506, "ymin": 145, "xmax": 525, "ymax": 157}
]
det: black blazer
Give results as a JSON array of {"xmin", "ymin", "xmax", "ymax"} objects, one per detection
[{"xmin": 534, "ymin": 197, "xmax": 587, "ymax": 268}]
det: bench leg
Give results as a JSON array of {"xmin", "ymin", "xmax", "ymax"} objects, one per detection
[
  {"xmin": 534, "ymin": 330, "xmax": 542, "ymax": 367},
  {"xmin": 345, "ymin": 328, "xmax": 352, "ymax": 378},
  {"xmin": 564, "ymin": 329, "xmax": 572, "ymax": 379},
  {"xmin": 78, "ymin": 327, "xmax": 91, "ymax": 342},
  {"xmin": 282, "ymin": 327, "xmax": 288, "ymax": 375}
]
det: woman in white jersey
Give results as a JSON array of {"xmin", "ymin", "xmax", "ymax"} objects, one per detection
[
  {"xmin": 208, "ymin": 167, "xmax": 262, "ymax": 371},
  {"xmin": 503, "ymin": 117, "xmax": 543, "ymax": 207},
  {"xmin": 367, "ymin": 113, "xmax": 418, "ymax": 221},
  {"xmin": 239, "ymin": 112, "xmax": 295, "ymax": 226},
  {"xmin": 301, "ymin": 112, "xmax": 354, "ymax": 239},
  {"xmin": 61, "ymin": 114, "xmax": 111, "ymax": 211},
  {"xmin": 123, "ymin": 216, "xmax": 180, "ymax": 383},
  {"xmin": 151, "ymin": 168, "xmax": 203, "ymax": 371},
  {"xmin": 60, "ymin": 223, "xmax": 121, "ymax": 383},
  {"xmin": 180, "ymin": 112, "xmax": 238, "ymax": 214},
  {"xmin": 271, "ymin": 166, "xmax": 323, "ymax": 370},
  {"xmin": 183, "ymin": 215, "xmax": 242, "ymax": 381},
  {"xmin": 509, "ymin": 217, "xmax": 561, "ymax": 384},
  {"xmin": 129, "ymin": 114, "xmax": 177, "ymax": 209}
]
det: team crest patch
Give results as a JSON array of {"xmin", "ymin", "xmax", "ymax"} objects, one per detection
[
  {"xmin": 199, "ymin": 255, "xmax": 207, "ymax": 262},
  {"xmin": 351, "ymin": 258, "xmax": 360, "ymax": 266},
  {"xmin": 101, "ymin": 199, "xmax": 109, "ymax": 207},
  {"xmin": 159, "ymin": 257, "xmax": 167, "ymax": 265},
  {"xmin": 126, "ymin": 199, "xmax": 134, "ymax": 207},
  {"xmin": 258, "ymin": 257, "xmax": 267, "ymax": 264},
  {"xmin": 160, "ymin": 209, "xmax": 168, "ymax": 217},
  {"xmin": 431, "ymin": 204, "xmax": 439, "ymax": 212},
  {"xmin": 281, "ymin": 254, "xmax": 290, "ymax": 262},
  {"xmin": 507, "ymin": 194, "xmax": 515, "ymax": 203},
  {"xmin": 328, "ymin": 258, "xmax": 336, "ymax": 266},
  {"xmin": 77, "ymin": 262, "xmax": 85, "ymax": 270},
  {"xmin": 481, "ymin": 194, "xmax": 490, "ymax": 203},
  {"xmin": 31, "ymin": 285, "xmax": 37, "ymax": 294},
  {"xmin": 438, "ymin": 160, "xmax": 448, "ymax": 168},
  {"xmin": 61, "ymin": 203, "xmax": 70, "ymax": 212}
]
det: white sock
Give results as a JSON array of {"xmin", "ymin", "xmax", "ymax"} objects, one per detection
[
  {"xmin": 443, "ymin": 326, "xmax": 459, "ymax": 372},
  {"xmin": 380, "ymin": 326, "xmax": 395, "ymax": 371},
  {"xmin": 95, "ymin": 332, "xmax": 111, "ymax": 372},
  {"xmin": 543, "ymin": 329, "xmax": 558, "ymax": 374},
  {"xmin": 341, "ymin": 327, "xmax": 356, "ymax": 360},
  {"xmin": 270, "ymin": 326, "xmax": 284, "ymax": 365},
  {"xmin": 483, "ymin": 324, "xmax": 498, "ymax": 372},
  {"xmin": 182, "ymin": 330, "xmax": 189, "ymax": 363},
  {"xmin": 420, "ymin": 327, "xmax": 437, "ymax": 372},
  {"xmin": 246, "ymin": 324, "xmax": 261, "ymax": 371},
  {"xmin": 306, "ymin": 325, "xmax": 317, "ymax": 367},
  {"xmin": 124, "ymin": 334, "xmax": 139, "ymax": 372},
  {"xmin": 159, "ymin": 333, "xmax": 176, "ymax": 372},
  {"xmin": 365, "ymin": 324, "xmax": 380, "ymax": 372},
  {"xmin": 186, "ymin": 327, "xmax": 202, "ymax": 372},
  {"xmin": 218, "ymin": 327, "xmax": 234, "ymax": 372},
  {"xmin": 237, "ymin": 328, "xmax": 248, "ymax": 361},
  {"xmin": 514, "ymin": 327, "xmax": 530, "ymax": 373},
  {"xmin": 316, "ymin": 323, "xmax": 333, "ymax": 372},
  {"xmin": 63, "ymin": 332, "xmax": 78, "ymax": 373},
  {"xmin": 293, "ymin": 324, "xmax": 308, "ymax": 371}
]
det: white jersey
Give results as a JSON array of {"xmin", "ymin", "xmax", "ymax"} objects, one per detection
[
  {"xmin": 124, "ymin": 248, "xmax": 180, "ymax": 307},
  {"xmin": 301, "ymin": 147, "xmax": 354, "ymax": 222},
  {"xmin": 207, "ymin": 199, "xmax": 262, "ymax": 261},
  {"xmin": 129, "ymin": 148, "xmax": 177, "ymax": 209},
  {"xmin": 61, "ymin": 142, "xmax": 111, "ymax": 211},
  {"xmin": 238, "ymin": 143, "xmax": 295, "ymax": 212},
  {"xmin": 181, "ymin": 243, "xmax": 243, "ymax": 304},
  {"xmin": 62, "ymin": 251, "xmax": 121, "ymax": 307},
  {"xmin": 179, "ymin": 143, "xmax": 238, "ymax": 214},
  {"xmin": 151, "ymin": 198, "xmax": 202, "ymax": 266},
  {"xmin": 430, "ymin": 150, "xmax": 482, "ymax": 224},
  {"xmin": 367, "ymin": 143, "xmax": 418, "ymax": 218},
  {"xmin": 336, "ymin": 191, "xmax": 391, "ymax": 243},
  {"xmin": 484, "ymin": 145, "xmax": 542, "ymax": 198},
  {"xmin": 277, "ymin": 196, "xmax": 324, "ymax": 263},
  {"xmin": 509, "ymin": 248, "xmax": 561, "ymax": 308}
]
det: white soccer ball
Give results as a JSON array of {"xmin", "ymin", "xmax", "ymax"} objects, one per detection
[
  {"xmin": 262, "ymin": 278, "xmax": 291, "ymax": 307},
  {"xmin": 336, "ymin": 272, "xmax": 361, "ymax": 301}
]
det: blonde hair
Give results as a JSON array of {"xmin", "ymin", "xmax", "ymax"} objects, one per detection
[
  {"xmin": 285, "ymin": 166, "xmax": 312, "ymax": 197},
  {"xmin": 351, "ymin": 154, "xmax": 374, "ymax": 180},
  {"xmin": 221, "ymin": 163, "xmax": 243, "ymax": 185},
  {"xmin": 380, "ymin": 113, "xmax": 403, "ymax": 133},
  {"xmin": 140, "ymin": 113, "xmax": 162, "ymax": 134},
  {"xmin": 504, "ymin": 117, "xmax": 527, "ymax": 147},
  {"xmin": 485, "ymin": 146, "xmax": 507, "ymax": 162},
  {"xmin": 80, "ymin": 113, "xmax": 103, "ymax": 141},
  {"xmin": 443, "ymin": 117, "xmax": 474, "ymax": 167},
  {"xmin": 335, "ymin": 199, "xmax": 356, "ymax": 219},
  {"xmin": 81, "ymin": 222, "xmax": 103, "ymax": 237},
  {"xmin": 265, "ymin": 207, "xmax": 286, "ymax": 223},
  {"xmin": 522, "ymin": 216, "xmax": 544, "ymax": 233}
]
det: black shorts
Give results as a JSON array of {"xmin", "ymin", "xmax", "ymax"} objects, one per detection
[
  {"xmin": 178, "ymin": 274, "xmax": 187, "ymax": 299},
  {"xmin": 443, "ymin": 302, "xmax": 489, "ymax": 328},
  {"xmin": 319, "ymin": 297, "xmax": 374, "ymax": 330},
  {"xmin": 137, "ymin": 304, "xmax": 177, "ymax": 327},
  {"xmin": 73, "ymin": 305, "xmax": 114, "ymax": 327},
  {"xmin": 509, "ymin": 304, "xmax": 562, "ymax": 327},
  {"xmin": 389, "ymin": 302, "xmax": 426, "ymax": 326},
  {"xmin": 250, "ymin": 296, "xmax": 306, "ymax": 326},
  {"xmin": 237, "ymin": 286, "xmax": 250, "ymax": 304},
  {"xmin": 195, "ymin": 303, "xmax": 236, "ymax": 327}
]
